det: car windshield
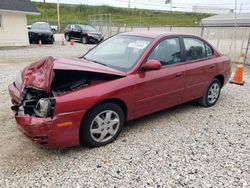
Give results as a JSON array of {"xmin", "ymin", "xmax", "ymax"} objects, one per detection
[
  {"xmin": 84, "ymin": 35, "xmax": 153, "ymax": 71},
  {"xmin": 31, "ymin": 23, "xmax": 51, "ymax": 31},
  {"xmin": 80, "ymin": 25, "xmax": 96, "ymax": 31}
]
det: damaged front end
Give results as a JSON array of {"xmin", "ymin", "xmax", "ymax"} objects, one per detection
[
  {"xmin": 11, "ymin": 71, "xmax": 122, "ymax": 118},
  {"xmin": 8, "ymin": 56, "xmax": 125, "ymax": 147},
  {"xmin": 13, "ymin": 87, "xmax": 55, "ymax": 118},
  {"xmin": 10, "ymin": 56, "xmax": 125, "ymax": 118}
]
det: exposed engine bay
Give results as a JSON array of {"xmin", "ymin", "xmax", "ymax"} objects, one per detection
[
  {"xmin": 12, "ymin": 70, "xmax": 121, "ymax": 118},
  {"xmin": 51, "ymin": 70, "xmax": 119, "ymax": 95}
]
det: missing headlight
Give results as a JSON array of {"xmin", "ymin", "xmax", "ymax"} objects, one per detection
[{"xmin": 34, "ymin": 98, "xmax": 55, "ymax": 117}]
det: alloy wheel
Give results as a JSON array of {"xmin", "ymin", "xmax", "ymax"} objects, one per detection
[
  {"xmin": 65, "ymin": 34, "xmax": 69, "ymax": 41},
  {"xmin": 82, "ymin": 37, "xmax": 87, "ymax": 44},
  {"xmin": 207, "ymin": 82, "xmax": 220, "ymax": 104},
  {"xmin": 90, "ymin": 110, "xmax": 120, "ymax": 143}
]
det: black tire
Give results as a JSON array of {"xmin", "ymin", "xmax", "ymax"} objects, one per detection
[
  {"xmin": 80, "ymin": 102, "xmax": 124, "ymax": 147},
  {"xmin": 49, "ymin": 37, "xmax": 54, "ymax": 44},
  {"xmin": 65, "ymin": 33, "xmax": 70, "ymax": 42},
  {"xmin": 198, "ymin": 78, "xmax": 221, "ymax": 107},
  {"xmin": 81, "ymin": 36, "xmax": 88, "ymax": 44}
]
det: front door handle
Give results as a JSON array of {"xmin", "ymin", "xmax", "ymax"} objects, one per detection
[
  {"xmin": 176, "ymin": 72, "xmax": 183, "ymax": 77},
  {"xmin": 209, "ymin": 65, "xmax": 215, "ymax": 69}
]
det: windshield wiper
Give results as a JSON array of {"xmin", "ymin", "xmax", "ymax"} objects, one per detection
[
  {"xmin": 82, "ymin": 57, "xmax": 108, "ymax": 67},
  {"xmin": 81, "ymin": 56, "xmax": 108, "ymax": 67},
  {"xmin": 91, "ymin": 60, "xmax": 108, "ymax": 67}
]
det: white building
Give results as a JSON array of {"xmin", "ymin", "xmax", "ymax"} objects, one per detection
[
  {"xmin": 0, "ymin": 0, "xmax": 39, "ymax": 47},
  {"xmin": 193, "ymin": 6, "xmax": 233, "ymax": 15},
  {"xmin": 201, "ymin": 13, "xmax": 250, "ymax": 27}
]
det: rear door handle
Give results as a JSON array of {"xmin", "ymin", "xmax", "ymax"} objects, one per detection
[
  {"xmin": 176, "ymin": 72, "xmax": 183, "ymax": 77},
  {"xmin": 209, "ymin": 65, "xmax": 215, "ymax": 69}
]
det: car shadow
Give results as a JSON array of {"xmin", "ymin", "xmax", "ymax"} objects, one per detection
[
  {"xmin": 43, "ymin": 100, "xmax": 201, "ymax": 156},
  {"xmin": 126, "ymin": 101, "xmax": 199, "ymax": 128}
]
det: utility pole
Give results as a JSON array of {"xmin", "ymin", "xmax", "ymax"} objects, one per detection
[
  {"xmin": 43, "ymin": 0, "xmax": 48, "ymax": 22},
  {"xmin": 139, "ymin": 10, "xmax": 142, "ymax": 28},
  {"xmin": 57, "ymin": 0, "xmax": 60, "ymax": 32},
  {"xmin": 239, "ymin": 0, "xmax": 243, "ymax": 13},
  {"xmin": 128, "ymin": 0, "xmax": 130, "ymax": 8},
  {"xmin": 170, "ymin": 0, "xmax": 172, "ymax": 12},
  {"xmin": 165, "ymin": 0, "xmax": 172, "ymax": 12},
  {"xmin": 234, "ymin": 0, "xmax": 237, "ymax": 62}
]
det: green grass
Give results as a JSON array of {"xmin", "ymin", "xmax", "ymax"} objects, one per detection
[{"xmin": 28, "ymin": 2, "xmax": 209, "ymax": 28}]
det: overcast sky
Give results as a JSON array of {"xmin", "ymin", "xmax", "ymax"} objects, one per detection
[{"xmin": 33, "ymin": 0, "xmax": 250, "ymax": 13}]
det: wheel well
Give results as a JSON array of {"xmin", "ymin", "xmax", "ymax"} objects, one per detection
[
  {"xmin": 82, "ymin": 35, "xmax": 88, "ymax": 39},
  {"xmin": 85, "ymin": 98, "xmax": 128, "ymax": 121},
  {"xmin": 214, "ymin": 75, "xmax": 224, "ymax": 87}
]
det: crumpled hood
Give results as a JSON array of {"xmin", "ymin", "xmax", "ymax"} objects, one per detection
[{"xmin": 21, "ymin": 56, "xmax": 126, "ymax": 92}]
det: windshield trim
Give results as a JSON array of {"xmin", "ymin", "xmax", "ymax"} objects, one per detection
[
  {"xmin": 83, "ymin": 35, "xmax": 153, "ymax": 72},
  {"xmin": 31, "ymin": 23, "xmax": 51, "ymax": 31},
  {"xmin": 79, "ymin": 24, "xmax": 96, "ymax": 31}
]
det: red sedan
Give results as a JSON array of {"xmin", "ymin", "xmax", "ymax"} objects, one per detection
[{"xmin": 8, "ymin": 32, "xmax": 231, "ymax": 148}]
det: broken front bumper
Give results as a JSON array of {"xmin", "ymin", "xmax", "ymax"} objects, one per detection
[
  {"xmin": 15, "ymin": 111, "xmax": 85, "ymax": 148},
  {"xmin": 8, "ymin": 83, "xmax": 86, "ymax": 148}
]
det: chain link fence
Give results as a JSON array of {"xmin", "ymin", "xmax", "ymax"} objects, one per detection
[{"xmin": 46, "ymin": 15, "xmax": 250, "ymax": 64}]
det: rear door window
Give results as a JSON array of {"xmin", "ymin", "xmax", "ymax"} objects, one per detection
[
  {"xmin": 76, "ymin": 25, "xmax": 81, "ymax": 31},
  {"xmin": 148, "ymin": 38, "xmax": 181, "ymax": 66},
  {"xmin": 183, "ymin": 38, "xmax": 206, "ymax": 61}
]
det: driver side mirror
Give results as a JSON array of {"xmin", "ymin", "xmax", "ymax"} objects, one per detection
[{"xmin": 143, "ymin": 59, "xmax": 161, "ymax": 71}]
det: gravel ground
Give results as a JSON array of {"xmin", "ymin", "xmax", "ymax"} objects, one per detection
[{"xmin": 0, "ymin": 38, "xmax": 250, "ymax": 188}]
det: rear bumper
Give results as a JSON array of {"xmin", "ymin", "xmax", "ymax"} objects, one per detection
[{"xmin": 224, "ymin": 69, "xmax": 232, "ymax": 86}]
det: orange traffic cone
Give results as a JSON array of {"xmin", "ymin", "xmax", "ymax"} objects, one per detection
[
  {"xmin": 61, "ymin": 36, "xmax": 65, "ymax": 46},
  {"xmin": 70, "ymin": 39, "xmax": 74, "ymax": 46},
  {"xmin": 230, "ymin": 52, "xmax": 245, "ymax": 85},
  {"xmin": 38, "ymin": 40, "xmax": 42, "ymax": 47}
]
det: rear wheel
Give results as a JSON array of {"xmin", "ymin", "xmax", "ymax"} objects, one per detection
[
  {"xmin": 80, "ymin": 103, "xmax": 124, "ymax": 147},
  {"xmin": 198, "ymin": 79, "xmax": 221, "ymax": 107}
]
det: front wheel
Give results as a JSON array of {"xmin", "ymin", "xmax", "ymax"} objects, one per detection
[
  {"xmin": 198, "ymin": 79, "xmax": 221, "ymax": 107},
  {"xmin": 80, "ymin": 103, "xmax": 124, "ymax": 147},
  {"xmin": 49, "ymin": 37, "xmax": 54, "ymax": 44}
]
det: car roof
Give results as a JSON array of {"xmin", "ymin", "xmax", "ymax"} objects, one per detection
[
  {"xmin": 118, "ymin": 31, "xmax": 197, "ymax": 39},
  {"xmin": 76, "ymin": 24, "xmax": 89, "ymax": 26},
  {"xmin": 33, "ymin": 22, "xmax": 50, "ymax": 25},
  {"xmin": 34, "ymin": 22, "xmax": 47, "ymax": 24}
]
